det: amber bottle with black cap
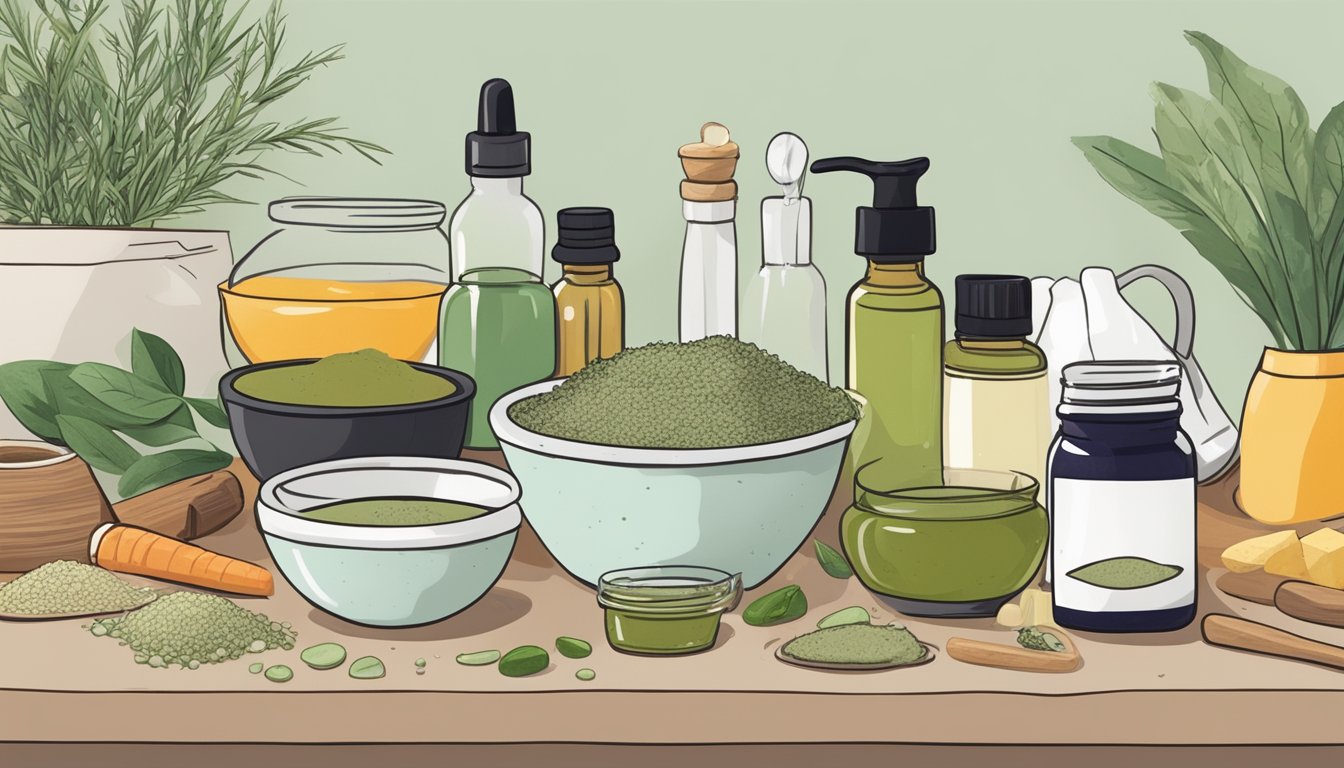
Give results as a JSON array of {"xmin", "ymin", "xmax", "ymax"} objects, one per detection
[{"xmin": 552, "ymin": 207, "xmax": 625, "ymax": 377}]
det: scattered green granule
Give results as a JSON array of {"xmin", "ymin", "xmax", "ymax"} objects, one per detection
[
  {"xmin": 456, "ymin": 650, "xmax": 501, "ymax": 666},
  {"xmin": 348, "ymin": 656, "xmax": 385, "ymax": 680},
  {"xmin": 1066, "ymin": 557, "xmax": 1184, "ymax": 590},
  {"xmin": 0, "ymin": 560, "xmax": 156, "ymax": 616},
  {"xmin": 575, "ymin": 668, "xmax": 596, "ymax": 682},
  {"xmin": 300, "ymin": 498, "xmax": 488, "ymax": 527},
  {"xmin": 90, "ymin": 591, "xmax": 296, "ymax": 669},
  {"xmin": 508, "ymin": 336, "xmax": 859, "ymax": 448},
  {"xmin": 264, "ymin": 665, "xmax": 293, "ymax": 683},
  {"xmin": 415, "ymin": 657, "xmax": 427, "ymax": 668},
  {"xmin": 1016, "ymin": 626, "xmax": 1067, "ymax": 653},
  {"xmin": 780, "ymin": 624, "xmax": 927, "ymax": 666},
  {"xmin": 555, "ymin": 636, "xmax": 592, "ymax": 659},
  {"xmin": 234, "ymin": 348, "xmax": 456, "ymax": 407},
  {"xmin": 249, "ymin": 663, "xmax": 264, "ymax": 674},
  {"xmin": 300, "ymin": 642, "xmax": 347, "ymax": 670}
]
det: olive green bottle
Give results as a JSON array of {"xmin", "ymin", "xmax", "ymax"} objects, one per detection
[{"xmin": 811, "ymin": 157, "xmax": 943, "ymax": 489}]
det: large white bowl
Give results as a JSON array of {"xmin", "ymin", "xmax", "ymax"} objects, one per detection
[
  {"xmin": 257, "ymin": 457, "xmax": 521, "ymax": 627},
  {"xmin": 491, "ymin": 380, "xmax": 856, "ymax": 589}
]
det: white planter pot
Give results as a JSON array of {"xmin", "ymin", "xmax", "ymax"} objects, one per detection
[{"xmin": 0, "ymin": 227, "xmax": 233, "ymax": 438}]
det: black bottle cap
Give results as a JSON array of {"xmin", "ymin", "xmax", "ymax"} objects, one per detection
[
  {"xmin": 466, "ymin": 78, "xmax": 531, "ymax": 177},
  {"xmin": 955, "ymin": 274, "xmax": 1032, "ymax": 338},
  {"xmin": 810, "ymin": 156, "xmax": 935, "ymax": 263},
  {"xmin": 552, "ymin": 207, "xmax": 620, "ymax": 265}
]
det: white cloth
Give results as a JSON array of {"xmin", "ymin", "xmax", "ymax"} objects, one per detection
[{"xmin": 1031, "ymin": 265, "xmax": 1238, "ymax": 483}]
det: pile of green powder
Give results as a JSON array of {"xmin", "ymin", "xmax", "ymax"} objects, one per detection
[
  {"xmin": 781, "ymin": 624, "xmax": 928, "ymax": 666},
  {"xmin": 235, "ymin": 348, "xmax": 456, "ymax": 407},
  {"xmin": 508, "ymin": 336, "xmax": 859, "ymax": 449},
  {"xmin": 90, "ymin": 592, "xmax": 296, "ymax": 669},
  {"xmin": 0, "ymin": 561, "xmax": 156, "ymax": 616}
]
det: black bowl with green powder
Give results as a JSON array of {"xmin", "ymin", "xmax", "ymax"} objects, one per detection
[{"xmin": 220, "ymin": 350, "xmax": 475, "ymax": 480}]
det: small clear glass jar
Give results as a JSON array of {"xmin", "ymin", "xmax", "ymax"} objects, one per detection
[
  {"xmin": 221, "ymin": 198, "xmax": 451, "ymax": 366},
  {"xmin": 596, "ymin": 566, "xmax": 742, "ymax": 655}
]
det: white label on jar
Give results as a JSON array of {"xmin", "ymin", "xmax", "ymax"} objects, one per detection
[{"xmin": 1053, "ymin": 477, "xmax": 1195, "ymax": 614}]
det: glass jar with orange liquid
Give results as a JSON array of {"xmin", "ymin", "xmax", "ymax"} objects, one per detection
[{"xmin": 220, "ymin": 198, "xmax": 451, "ymax": 366}]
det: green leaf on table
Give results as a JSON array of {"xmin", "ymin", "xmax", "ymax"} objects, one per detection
[
  {"xmin": 42, "ymin": 367, "xmax": 170, "ymax": 429},
  {"xmin": 117, "ymin": 448, "xmax": 233, "ymax": 498},
  {"xmin": 118, "ymin": 407, "xmax": 202, "ymax": 447},
  {"xmin": 69, "ymin": 362, "xmax": 182, "ymax": 423},
  {"xmin": 0, "ymin": 360, "xmax": 73, "ymax": 442},
  {"xmin": 130, "ymin": 329, "xmax": 186, "ymax": 396},
  {"xmin": 742, "ymin": 585, "xmax": 808, "ymax": 627},
  {"xmin": 55, "ymin": 414, "xmax": 140, "ymax": 474},
  {"xmin": 814, "ymin": 540, "xmax": 853, "ymax": 579},
  {"xmin": 185, "ymin": 397, "xmax": 230, "ymax": 429}
]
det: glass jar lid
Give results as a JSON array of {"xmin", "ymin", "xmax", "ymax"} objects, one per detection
[
  {"xmin": 1060, "ymin": 360, "xmax": 1181, "ymax": 412},
  {"xmin": 597, "ymin": 566, "xmax": 742, "ymax": 616},
  {"xmin": 269, "ymin": 198, "xmax": 447, "ymax": 229}
]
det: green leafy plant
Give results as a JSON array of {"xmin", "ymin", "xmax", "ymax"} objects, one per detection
[
  {"xmin": 1074, "ymin": 31, "xmax": 1344, "ymax": 351},
  {"xmin": 0, "ymin": 329, "xmax": 233, "ymax": 497},
  {"xmin": 0, "ymin": 0, "xmax": 386, "ymax": 227}
]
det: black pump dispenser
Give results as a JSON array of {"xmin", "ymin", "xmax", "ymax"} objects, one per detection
[
  {"xmin": 810, "ymin": 156, "xmax": 934, "ymax": 262},
  {"xmin": 466, "ymin": 78, "xmax": 531, "ymax": 178}
]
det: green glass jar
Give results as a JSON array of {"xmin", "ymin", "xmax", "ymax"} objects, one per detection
[
  {"xmin": 597, "ymin": 566, "xmax": 742, "ymax": 656},
  {"xmin": 841, "ymin": 466, "xmax": 1046, "ymax": 618}
]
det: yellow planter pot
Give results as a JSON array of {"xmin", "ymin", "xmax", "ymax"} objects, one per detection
[{"xmin": 1238, "ymin": 348, "xmax": 1344, "ymax": 524}]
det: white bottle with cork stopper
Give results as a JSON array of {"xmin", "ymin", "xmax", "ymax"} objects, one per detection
[{"xmin": 678, "ymin": 122, "xmax": 739, "ymax": 342}]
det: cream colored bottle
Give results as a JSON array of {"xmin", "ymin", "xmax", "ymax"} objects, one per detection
[{"xmin": 943, "ymin": 275, "xmax": 1050, "ymax": 494}]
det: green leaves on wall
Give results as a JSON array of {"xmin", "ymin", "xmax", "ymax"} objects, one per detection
[{"xmin": 1074, "ymin": 31, "xmax": 1344, "ymax": 351}]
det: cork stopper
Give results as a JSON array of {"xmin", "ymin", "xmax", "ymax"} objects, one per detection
[{"xmin": 679, "ymin": 122, "xmax": 739, "ymax": 202}]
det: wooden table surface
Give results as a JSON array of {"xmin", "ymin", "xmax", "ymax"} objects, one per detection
[{"xmin": 2, "ymin": 456, "xmax": 1343, "ymax": 765}]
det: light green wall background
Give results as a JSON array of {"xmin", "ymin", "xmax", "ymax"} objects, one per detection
[{"xmin": 180, "ymin": 0, "xmax": 1344, "ymax": 417}]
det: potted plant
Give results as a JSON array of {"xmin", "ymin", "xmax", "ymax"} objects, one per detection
[
  {"xmin": 0, "ymin": 0, "xmax": 384, "ymax": 491},
  {"xmin": 1074, "ymin": 32, "xmax": 1344, "ymax": 524}
]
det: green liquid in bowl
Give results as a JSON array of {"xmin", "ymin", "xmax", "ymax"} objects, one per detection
[
  {"xmin": 300, "ymin": 498, "xmax": 490, "ymax": 526},
  {"xmin": 841, "ymin": 467, "xmax": 1047, "ymax": 604}
]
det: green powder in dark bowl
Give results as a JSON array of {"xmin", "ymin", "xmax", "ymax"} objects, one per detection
[
  {"xmin": 234, "ymin": 349, "xmax": 456, "ymax": 408},
  {"xmin": 506, "ymin": 336, "xmax": 859, "ymax": 449},
  {"xmin": 299, "ymin": 498, "xmax": 490, "ymax": 526}
]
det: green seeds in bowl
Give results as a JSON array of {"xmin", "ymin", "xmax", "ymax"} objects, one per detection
[
  {"xmin": 507, "ymin": 336, "xmax": 857, "ymax": 449},
  {"xmin": 299, "ymin": 498, "xmax": 489, "ymax": 526}
]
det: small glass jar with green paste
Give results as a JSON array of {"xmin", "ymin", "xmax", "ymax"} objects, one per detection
[{"xmin": 596, "ymin": 566, "xmax": 742, "ymax": 655}]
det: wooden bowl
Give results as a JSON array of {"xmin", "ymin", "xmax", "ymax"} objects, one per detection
[{"xmin": 0, "ymin": 440, "xmax": 113, "ymax": 572}]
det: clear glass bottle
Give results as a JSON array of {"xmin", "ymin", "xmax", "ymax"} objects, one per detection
[
  {"xmin": 742, "ymin": 132, "xmax": 827, "ymax": 381},
  {"xmin": 552, "ymin": 207, "xmax": 625, "ymax": 377},
  {"xmin": 221, "ymin": 198, "xmax": 450, "ymax": 366},
  {"xmin": 677, "ymin": 122, "xmax": 739, "ymax": 342},
  {"xmin": 438, "ymin": 79, "xmax": 556, "ymax": 449},
  {"xmin": 943, "ymin": 275, "xmax": 1050, "ymax": 494},
  {"xmin": 1049, "ymin": 361, "xmax": 1196, "ymax": 633},
  {"xmin": 812, "ymin": 156, "xmax": 943, "ymax": 489}
]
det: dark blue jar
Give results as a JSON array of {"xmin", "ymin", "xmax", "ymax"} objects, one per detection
[{"xmin": 1048, "ymin": 361, "xmax": 1196, "ymax": 633}]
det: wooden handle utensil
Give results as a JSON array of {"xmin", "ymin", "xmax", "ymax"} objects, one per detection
[
  {"xmin": 946, "ymin": 630, "xmax": 1082, "ymax": 673},
  {"xmin": 1275, "ymin": 581, "xmax": 1344, "ymax": 628},
  {"xmin": 1202, "ymin": 614, "xmax": 1344, "ymax": 672}
]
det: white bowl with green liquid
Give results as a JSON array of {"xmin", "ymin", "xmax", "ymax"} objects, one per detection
[
  {"xmin": 256, "ymin": 457, "xmax": 521, "ymax": 627},
  {"xmin": 491, "ymin": 380, "xmax": 856, "ymax": 589}
]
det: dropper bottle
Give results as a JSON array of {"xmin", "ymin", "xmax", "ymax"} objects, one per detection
[
  {"xmin": 551, "ymin": 207, "xmax": 625, "ymax": 377},
  {"xmin": 677, "ymin": 122, "xmax": 740, "ymax": 341},
  {"xmin": 741, "ymin": 132, "xmax": 828, "ymax": 381},
  {"xmin": 811, "ymin": 156, "xmax": 943, "ymax": 488}
]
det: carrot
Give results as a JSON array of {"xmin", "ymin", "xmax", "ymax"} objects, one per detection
[{"xmin": 89, "ymin": 523, "xmax": 274, "ymax": 597}]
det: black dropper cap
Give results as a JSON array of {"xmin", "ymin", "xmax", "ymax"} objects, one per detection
[
  {"xmin": 955, "ymin": 274, "xmax": 1032, "ymax": 338},
  {"xmin": 465, "ymin": 78, "xmax": 530, "ymax": 177},
  {"xmin": 552, "ymin": 207, "xmax": 620, "ymax": 265},
  {"xmin": 810, "ymin": 156, "xmax": 934, "ymax": 263}
]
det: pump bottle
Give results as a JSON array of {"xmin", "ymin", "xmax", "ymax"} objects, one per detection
[
  {"xmin": 439, "ymin": 78, "xmax": 556, "ymax": 449},
  {"xmin": 811, "ymin": 156, "xmax": 943, "ymax": 489}
]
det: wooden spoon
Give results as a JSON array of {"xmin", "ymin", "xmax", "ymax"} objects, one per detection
[
  {"xmin": 1216, "ymin": 569, "xmax": 1286, "ymax": 606},
  {"xmin": 946, "ymin": 628, "xmax": 1082, "ymax": 673},
  {"xmin": 1202, "ymin": 614, "xmax": 1344, "ymax": 672}
]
